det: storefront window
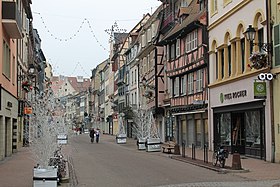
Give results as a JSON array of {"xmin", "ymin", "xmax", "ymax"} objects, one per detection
[
  {"xmin": 219, "ymin": 113, "xmax": 231, "ymax": 146},
  {"xmin": 204, "ymin": 119, "xmax": 208, "ymax": 145},
  {"xmin": 182, "ymin": 120, "xmax": 187, "ymax": 144},
  {"xmin": 196, "ymin": 119, "xmax": 201, "ymax": 147},
  {"xmin": 165, "ymin": 116, "xmax": 175, "ymax": 141},
  {"xmin": 245, "ymin": 110, "xmax": 261, "ymax": 148}
]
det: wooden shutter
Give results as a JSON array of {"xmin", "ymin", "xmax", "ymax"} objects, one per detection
[{"xmin": 274, "ymin": 24, "xmax": 280, "ymax": 66}]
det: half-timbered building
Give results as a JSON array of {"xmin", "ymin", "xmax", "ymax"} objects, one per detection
[{"xmin": 157, "ymin": 0, "xmax": 208, "ymax": 148}]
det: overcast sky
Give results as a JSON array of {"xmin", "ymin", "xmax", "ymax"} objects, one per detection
[{"xmin": 31, "ymin": 0, "xmax": 161, "ymax": 78}]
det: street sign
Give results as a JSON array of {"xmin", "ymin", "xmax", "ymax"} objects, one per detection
[{"xmin": 254, "ymin": 82, "xmax": 266, "ymax": 99}]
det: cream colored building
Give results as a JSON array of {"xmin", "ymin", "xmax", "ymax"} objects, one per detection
[
  {"xmin": 208, "ymin": 0, "xmax": 273, "ymax": 161},
  {"xmin": 271, "ymin": 0, "xmax": 280, "ymax": 162}
]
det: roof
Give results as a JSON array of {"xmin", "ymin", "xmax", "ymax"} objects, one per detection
[
  {"xmin": 51, "ymin": 76, "xmax": 91, "ymax": 96},
  {"xmin": 158, "ymin": 0, "xmax": 206, "ymax": 45}
]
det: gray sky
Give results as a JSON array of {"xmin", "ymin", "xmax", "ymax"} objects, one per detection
[{"xmin": 32, "ymin": 0, "xmax": 161, "ymax": 78}]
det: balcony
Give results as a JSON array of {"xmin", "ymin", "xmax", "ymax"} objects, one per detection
[{"xmin": 2, "ymin": 1, "xmax": 22, "ymax": 39}]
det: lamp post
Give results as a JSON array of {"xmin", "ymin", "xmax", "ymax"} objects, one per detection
[{"xmin": 244, "ymin": 25, "xmax": 273, "ymax": 53}]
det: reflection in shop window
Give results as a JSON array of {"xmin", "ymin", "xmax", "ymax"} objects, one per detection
[
  {"xmin": 245, "ymin": 110, "xmax": 261, "ymax": 148},
  {"xmin": 219, "ymin": 113, "xmax": 231, "ymax": 146},
  {"xmin": 196, "ymin": 119, "xmax": 201, "ymax": 147}
]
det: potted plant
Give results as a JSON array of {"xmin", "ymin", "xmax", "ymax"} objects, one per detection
[
  {"xmin": 248, "ymin": 52, "xmax": 267, "ymax": 70},
  {"xmin": 22, "ymin": 81, "xmax": 32, "ymax": 92}
]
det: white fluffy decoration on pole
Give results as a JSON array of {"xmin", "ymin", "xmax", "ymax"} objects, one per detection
[{"xmin": 28, "ymin": 90, "xmax": 68, "ymax": 168}]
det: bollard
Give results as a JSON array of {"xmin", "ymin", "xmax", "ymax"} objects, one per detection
[
  {"xmin": 182, "ymin": 141, "xmax": 186, "ymax": 158},
  {"xmin": 174, "ymin": 143, "xmax": 180, "ymax": 155},
  {"xmin": 192, "ymin": 144, "xmax": 196, "ymax": 160},
  {"xmin": 204, "ymin": 144, "xmax": 208, "ymax": 163},
  {"xmin": 232, "ymin": 152, "xmax": 242, "ymax": 170}
]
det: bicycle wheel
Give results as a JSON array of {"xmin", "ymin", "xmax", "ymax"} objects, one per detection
[
  {"xmin": 220, "ymin": 159, "xmax": 225, "ymax": 168},
  {"xmin": 212, "ymin": 152, "xmax": 218, "ymax": 166}
]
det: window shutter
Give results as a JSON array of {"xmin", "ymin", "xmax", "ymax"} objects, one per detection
[
  {"xmin": 183, "ymin": 75, "xmax": 187, "ymax": 95},
  {"xmin": 274, "ymin": 24, "xmax": 280, "ymax": 66},
  {"xmin": 176, "ymin": 39, "xmax": 180, "ymax": 57},
  {"xmin": 176, "ymin": 77, "xmax": 179, "ymax": 96}
]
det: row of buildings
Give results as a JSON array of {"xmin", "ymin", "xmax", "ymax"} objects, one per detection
[
  {"xmin": 0, "ymin": 0, "xmax": 280, "ymax": 164},
  {"xmin": 0, "ymin": 0, "xmax": 92, "ymax": 162},
  {"xmin": 86, "ymin": 0, "xmax": 280, "ymax": 163}
]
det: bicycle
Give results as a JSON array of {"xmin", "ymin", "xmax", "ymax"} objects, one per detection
[{"xmin": 212, "ymin": 145, "xmax": 229, "ymax": 168}]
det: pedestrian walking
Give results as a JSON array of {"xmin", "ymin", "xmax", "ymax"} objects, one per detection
[
  {"xmin": 95, "ymin": 129, "xmax": 100, "ymax": 143},
  {"xmin": 90, "ymin": 128, "xmax": 95, "ymax": 143}
]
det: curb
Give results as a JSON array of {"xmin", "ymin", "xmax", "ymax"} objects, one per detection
[
  {"xmin": 61, "ymin": 159, "xmax": 69, "ymax": 183},
  {"xmin": 170, "ymin": 155, "xmax": 250, "ymax": 174}
]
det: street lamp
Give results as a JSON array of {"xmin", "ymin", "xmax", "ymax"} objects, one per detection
[{"xmin": 244, "ymin": 25, "xmax": 272, "ymax": 53}]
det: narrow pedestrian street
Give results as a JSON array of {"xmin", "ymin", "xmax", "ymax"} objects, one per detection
[{"xmin": 66, "ymin": 134, "xmax": 280, "ymax": 187}]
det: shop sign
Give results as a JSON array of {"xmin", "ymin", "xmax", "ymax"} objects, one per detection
[
  {"xmin": 254, "ymin": 82, "xmax": 266, "ymax": 99},
  {"xmin": 220, "ymin": 90, "xmax": 247, "ymax": 103},
  {"xmin": 24, "ymin": 107, "xmax": 32, "ymax": 114}
]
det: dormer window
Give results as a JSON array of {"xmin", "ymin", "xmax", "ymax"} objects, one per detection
[{"xmin": 177, "ymin": 7, "xmax": 189, "ymax": 21}]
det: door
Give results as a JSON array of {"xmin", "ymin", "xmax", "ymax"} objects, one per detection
[{"xmin": 231, "ymin": 113, "xmax": 245, "ymax": 154}]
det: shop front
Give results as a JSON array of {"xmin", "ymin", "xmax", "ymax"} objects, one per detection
[
  {"xmin": 213, "ymin": 101, "xmax": 265, "ymax": 159},
  {"xmin": 169, "ymin": 104, "xmax": 208, "ymax": 148},
  {"xmin": 209, "ymin": 76, "xmax": 272, "ymax": 161}
]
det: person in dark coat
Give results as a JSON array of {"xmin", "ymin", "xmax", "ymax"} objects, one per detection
[{"xmin": 90, "ymin": 128, "xmax": 95, "ymax": 143}]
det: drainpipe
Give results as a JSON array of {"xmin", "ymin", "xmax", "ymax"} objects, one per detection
[{"xmin": 266, "ymin": 0, "xmax": 274, "ymax": 162}]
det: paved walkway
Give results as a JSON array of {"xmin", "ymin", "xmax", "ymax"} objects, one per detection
[{"xmin": 0, "ymin": 135, "xmax": 279, "ymax": 187}]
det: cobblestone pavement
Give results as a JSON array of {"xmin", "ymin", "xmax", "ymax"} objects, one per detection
[{"xmin": 155, "ymin": 180, "xmax": 280, "ymax": 187}]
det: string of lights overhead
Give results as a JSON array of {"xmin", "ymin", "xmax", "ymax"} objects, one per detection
[{"xmin": 34, "ymin": 12, "xmax": 109, "ymax": 52}]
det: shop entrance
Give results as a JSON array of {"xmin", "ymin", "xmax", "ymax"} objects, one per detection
[
  {"xmin": 231, "ymin": 113, "xmax": 245, "ymax": 154},
  {"xmin": 213, "ymin": 105, "xmax": 265, "ymax": 159}
]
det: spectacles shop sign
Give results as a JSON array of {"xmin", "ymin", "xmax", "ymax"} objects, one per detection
[{"xmin": 220, "ymin": 90, "xmax": 247, "ymax": 103}]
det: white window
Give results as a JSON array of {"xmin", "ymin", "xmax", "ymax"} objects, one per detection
[
  {"xmin": 188, "ymin": 73, "xmax": 194, "ymax": 94},
  {"xmin": 147, "ymin": 28, "xmax": 152, "ymax": 42},
  {"xmin": 175, "ymin": 77, "xmax": 179, "ymax": 96},
  {"xmin": 196, "ymin": 69, "xmax": 203, "ymax": 92},
  {"xmin": 142, "ymin": 34, "xmax": 146, "ymax": 47},
  {"xmin": 132, "ymin": 71, "xmax": 134, "ymax": 84},
  {"xmin": 147, "ymin": 54, "xmax": 150, "ymax": 70},
  {"xmin": 181, "ymin": 0, "xmax": 187, "ymax": 7},
  {"xmin": 168, "ymin": 77, "xmax": 171, "ymax": 95},
  {"xmin": 185, "ymin": 30, "xmax": 198, "ymax": 52},
  {"xmin": 132, "ymin": 93, "xmax": 134, "ymax": 104},
  {"xmin": 166, "ymin": 45, "xmax": 169, "ymax": 61},
  {"xmin": 181, "ymin": 75, "xmax": 186, "ymax": 95},
  {"xmin": 170, "ymin": 43, "xmax": 175, "ymax": 60},
  {"xmin": 176, "ymin": 39, "xmax": 180, "ymax": 57},
  {"xmin": 152, "ymin": 23, "xmax": 156, "ymax": 38},
  {"xmin": 3, "ymin": 40, "xmax": 11, "ymax": 78},
  {"xmin": 143, "ymin": 57, "xmax": 147, "ymax": 73},
  {"xmin": 135, "ymin": 69, "xmax": 137, "ymax": 83}
]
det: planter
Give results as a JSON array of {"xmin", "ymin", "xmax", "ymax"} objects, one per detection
[
  {"xmin": 33, "ymin": 166, "xmax": 58, "ymax": 187},
  {"xmin": 116, "ymin": 134, "xmax": 127, "ymax": 144},
  {"xmin": 146, "ymin": 138, "xmax": 161, "ymax": 152},
  {"xmin": 137, "ymin": 138, "xmax": 146, "ymax": 150},
  {"xmin": 57, "ymin": 134, "xmax": 67, "ymax": 145},
  {"xmin": 248, "ymin": 52, "xmax": 267, "ymax": 70}
]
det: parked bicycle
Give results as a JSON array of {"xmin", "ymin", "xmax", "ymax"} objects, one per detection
[{"xmin": 212, "ymin": 145, "xmax": 229, "ymax": 168}]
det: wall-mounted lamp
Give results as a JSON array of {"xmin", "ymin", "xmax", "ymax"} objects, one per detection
[
  {"xmin": 244, "ymin": 25, "xmax": 272, "ymax": 53},
  {"xmin": 28, "ymin": 64, "xmax": 35, "ymax": 75}
]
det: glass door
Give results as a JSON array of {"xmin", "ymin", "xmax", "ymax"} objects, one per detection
[{"xmin": 231, "ymin": 113, "xmax": 245, "ymax": 154}]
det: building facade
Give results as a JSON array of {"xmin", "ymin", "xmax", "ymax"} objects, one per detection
[
  {"xmin": 271, "ymin": 0, "xmax": 280, "ymax": 162},
  {"xmin": 158, "ymin": 0, "xmax": 208, "ymax": 147},
  {"xmin": 208, "ymin": 0, "xmax": 272, "ymax": 160}
]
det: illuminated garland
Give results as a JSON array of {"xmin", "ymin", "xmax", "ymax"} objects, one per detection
[{"xmin": 34, "ymin": 12, "xmax": 109, "ymax": 52}]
